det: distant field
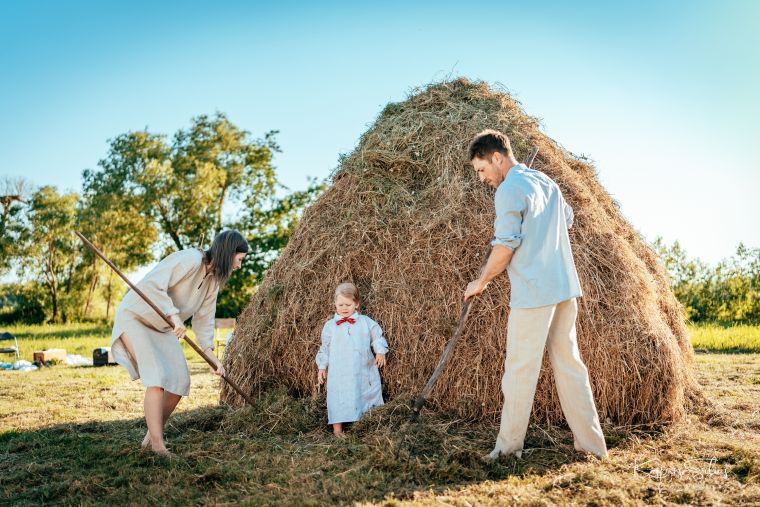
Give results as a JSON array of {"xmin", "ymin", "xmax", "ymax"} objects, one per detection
[
  {"xmin": 2, "ymin": 322, "xmax": 233, "ymax": 362},
  {"xmin": 689, "ymin": 322, "xmax": 760, "ymax": 353}
]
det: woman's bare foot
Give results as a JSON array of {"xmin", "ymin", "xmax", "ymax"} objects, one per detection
[
  {"xmin": 142, "ymin": 431, "xmax": 170, "ymax": 450},
  {"xmin": 333, "ymin": 431, "xmax": 346, "ymax": 439},
  {"xmin": 151, "ymin": 446, "xmax": 172, "ymax": 457}
]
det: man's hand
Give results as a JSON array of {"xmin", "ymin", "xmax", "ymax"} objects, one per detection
[
  {"xmin": 464, "ymin": 279, "xmax": 488, "ymax": 302},
  {"xmin": 318, "ymin": 369, "xmax": 327, "ymax": 385},
  {"xmin": 463, "ymin": 245, "xmax": 513, "ymax": 302},
  {"xmin": 375, "ymin": 354, "xmax": 386, "ymax": 368},
  {"xmin": 170, "ymin": 314, "xmax": 186, "ymax": 339}
]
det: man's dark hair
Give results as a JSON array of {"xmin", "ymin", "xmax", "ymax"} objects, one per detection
[
  {"xmin": 204, "ymin": 230, "xmax": 249, "ymax": 286},
  {"xmin": 467, "ymin": 129, "xmax": 514, "ymax": 161}
]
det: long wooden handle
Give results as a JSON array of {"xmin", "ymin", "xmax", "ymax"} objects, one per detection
[
  {"xmin": 76, "ymin": 231, "xmax": 255, "ymax": 406},
  {"xmin": 412, "ymin": 285, "xmax": 476, "ymax": 413},
  {"xmin": 411, "ymin": 146, "xmax": 539, "ymax": 418}
]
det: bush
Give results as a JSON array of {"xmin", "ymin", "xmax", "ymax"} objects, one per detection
[
  {"xmin": 0, "ymin": 283, "xmax": 47, "ymax": 324},
  {"xmin": 655, "ymin": 240, "xmax": 759, "ymax": 323}
]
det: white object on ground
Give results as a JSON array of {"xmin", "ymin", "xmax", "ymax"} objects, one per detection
[
  {"xmin": 65, "ymin": 354, "xmax": 94, "ymax": 366},
  {"xmin": 9, "ymin": 360, "xmax": 38, "ymax": 372}
]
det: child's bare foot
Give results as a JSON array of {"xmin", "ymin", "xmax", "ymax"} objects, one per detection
[{"xmin": 333, "ymin": 431, "xmax": 346, "ymax": 439}]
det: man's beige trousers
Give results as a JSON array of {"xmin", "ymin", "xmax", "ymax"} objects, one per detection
[{"xmin": 491, "ymin": 298, "xmax": 608, "ymax": 459}]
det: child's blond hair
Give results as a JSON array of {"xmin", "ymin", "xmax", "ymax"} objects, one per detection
[{"xmin": 334, "ymin": 282, "xmax": 360, "ymax": 304}]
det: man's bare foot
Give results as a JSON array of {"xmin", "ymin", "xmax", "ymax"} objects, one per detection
[{"xmin": 483, "ymin": 448, "xmax": 521, "ymax": 462}]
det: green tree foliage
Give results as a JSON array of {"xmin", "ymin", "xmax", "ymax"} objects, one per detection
[
  {"xmin": 654, "ymin": 238, "xmax": 760, "ymax": 322},
  {"xmin": 2, "ymin": 113, "xmax": 323, "ymax": 323},
  {"xmin": 82, "ymin": 113, "xmax": 279, "ymax": 253},
  {"xmin": 0, "ymin": 282, "xmax": 46, "ymax": 324},
  {"xmin": 216, "ymin": 179, "xmax": 326, "ymax": 317},
  {"xmin": 0, "ymin": 178, "xmax": 31, "ymax": 275},
  {"xmin": 25, "ymin": 186, "xmax": 80, "ymax": 322},
  {"xmin": 77, "ymin": 192, "xmax": 157, "ymax": 319}
]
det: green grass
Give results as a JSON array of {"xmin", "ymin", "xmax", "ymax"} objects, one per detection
[
  {"xmin": 689, "ymin": 322, "xmax": 760, "ymax": 353},
  {"xmin": 1, "ymin": 322, "xmax": 233, "ymax": 363},
  {"xmin": 3, "ymin": 322, "xmax": 112, "ymax": 360},
  {"xmin": 1, "ymin": 323, "xmax": 759, "ymax": 505}
]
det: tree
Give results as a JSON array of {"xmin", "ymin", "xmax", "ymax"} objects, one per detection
[
  {"xmin": 83, "ymin": 113, "xmax": 280, "ymax": 254},
  {"xmin": 0, "ymin": 282, "xmax": 46, "ymax": 324},
  {"xmin": 25, "ymin": 186, "xmax": 79, "ymax": 322},
  {"xmin": 77, "ymin": 191, "xmax": 158, "ymax": 319},
  {"xmin": 654, "ymin": 238, "xmax": 760, "ymax": 322},
  {"xmin": 0, "ymin": 177, "xmax": 32, "ymax": 275},
  {"xmin": 216, "ymin": 179, "xmax": 326, "ymax": 317}
]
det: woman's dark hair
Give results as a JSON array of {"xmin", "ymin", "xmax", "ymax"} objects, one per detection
[{"xmin": 204, "ymin": 230, "xmax": 249, "ymax": 285}]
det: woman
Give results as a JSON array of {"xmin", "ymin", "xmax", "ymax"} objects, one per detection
[{"xmin": 111, "ymin": 230, "xmax": 248, "ymax": 455}]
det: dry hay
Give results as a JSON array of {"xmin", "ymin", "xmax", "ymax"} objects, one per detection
[{"xmin": 222, "ymin": 78, "xmax": 701, "ymax": 425}]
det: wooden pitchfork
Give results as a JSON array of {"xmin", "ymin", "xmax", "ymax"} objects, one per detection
[
  {"xmin": 411, "ymin": 146, "xmax": 539, "ymax": 419},
  {"xmin": 75, "ymin": 231, "xmax": 255, "ymax": 406}
]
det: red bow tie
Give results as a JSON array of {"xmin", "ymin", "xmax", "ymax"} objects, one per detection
[{"xmin": 336, "ymin": 317, "xmax": 356, "ymax": 326}]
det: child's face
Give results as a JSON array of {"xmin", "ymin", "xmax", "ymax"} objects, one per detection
[{"xmin": 335, "ymin": 294, "xmax": 358, "ymax": 317}]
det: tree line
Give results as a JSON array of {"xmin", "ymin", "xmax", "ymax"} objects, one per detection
[
  {"xmin": 2, "ymin": 114, "xmax": 757, "ymax": 326},
  {"xmin": 0, "ymin": 113, "xmax": 323, "ymax": 324},
  {"xmin": 654, "ymin": 239, "xmax": 759, "ymax": 323}
]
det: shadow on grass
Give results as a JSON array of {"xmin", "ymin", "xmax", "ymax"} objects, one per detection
[{"xmin": 0, "ymin": 391, "xmax": 630, "ymax": 505}]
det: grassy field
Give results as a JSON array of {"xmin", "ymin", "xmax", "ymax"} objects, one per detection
[
  {"xmin": 0, "ymin": 323, "xmax": 758, "ymax": 505},
  {"xmin": 689, "ymin": 322, "xmax": 760, "ymax": 353},
  {"xmin": 1, "ymin": 322, "xmax": 222, "ymax": 363}
]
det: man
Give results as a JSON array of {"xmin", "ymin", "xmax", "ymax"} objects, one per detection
[{"xmin": 463, "ymin": 129, "xmax": 607, "ymax": 460}]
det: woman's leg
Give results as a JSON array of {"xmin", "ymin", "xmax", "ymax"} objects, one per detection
[
  {"xmin": 142, "ymin": 391, "xmax": 183, "ymax": 447},
  {"xmin": 144, "ymin": 387, "xmax": 168, "ymax": 453},
  {"xmin": 332, "ymin": 422, "xmax": 344, "ymax": 437},
  {"xmin": 163, "ymin": 391, "xmax": 183, "ymax": 420},
  {"xmin": 120, "ymin": 331, "xmax": 182, "ymax": 454},
  {"xmin": 118, "ymin": 332, "xmax": 160, "ymax": 450}
]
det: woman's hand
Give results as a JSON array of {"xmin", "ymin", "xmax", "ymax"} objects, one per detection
[
  {"xmin": 375, "ymin": 354, "xmax": 386, "ymax": 368},
  {"xmin": 170, "ymin": 314, "xmax": 187, "ymax": 339},
  {"xmin": 318, "ymin": 369, "xmax": 327, "ymax": 385},
  {"xmin": 205, "ymin": 349, "xmax": 225, "ymax": 377}
]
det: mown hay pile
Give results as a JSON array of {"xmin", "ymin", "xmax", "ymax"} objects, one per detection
[{"xmin": 222, "ymin": 78, "xmax": 699, "ymax": 425}]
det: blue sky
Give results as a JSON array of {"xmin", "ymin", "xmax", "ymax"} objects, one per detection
[{"xmin": 1, "ymin": 0, "xmax": 758, "ymax": 267}]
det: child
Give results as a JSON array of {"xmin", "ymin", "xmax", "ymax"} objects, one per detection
[{"xmin": 316, "ymin": 282, "xmax": 388, "ymax": 437}]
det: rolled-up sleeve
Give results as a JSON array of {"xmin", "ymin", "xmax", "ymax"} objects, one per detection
[
  {"xmin": 491, "ymin": 185, "xmax": 525, "ymax": 251},
  {"xmin": 563, "ymin": 197, "xmax": 574, "ymax": 229},
  {"xmin": 315, "ymin": 322, "xmax": 332, "ymax": 369}
]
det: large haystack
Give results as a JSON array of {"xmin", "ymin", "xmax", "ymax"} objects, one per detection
[{"xmin": 222, "ymin": 79, "xmax": 699, "ymax": 425}]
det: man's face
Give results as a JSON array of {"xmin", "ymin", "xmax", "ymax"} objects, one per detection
[{"xmin": 471, "ymin": 154, "xmax": 503, "ymax": 189}]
